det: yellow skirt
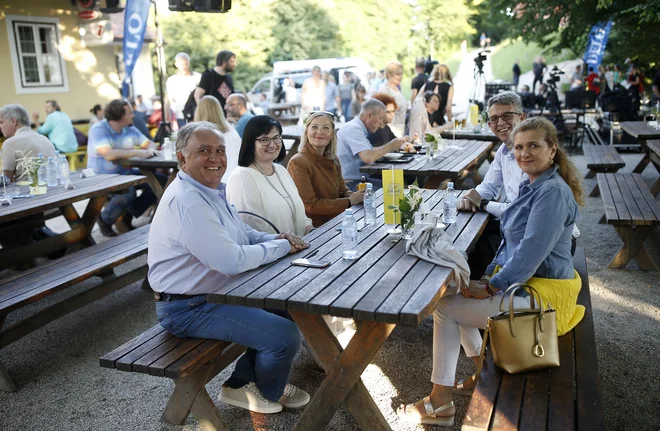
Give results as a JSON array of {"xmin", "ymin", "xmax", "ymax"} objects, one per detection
[{"xmin": 493, "ymin": 268, "xmax": 585, "ymax": 336}]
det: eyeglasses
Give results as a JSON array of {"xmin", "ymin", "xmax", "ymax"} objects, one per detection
[
  {"xmin": 487, "ymin": 112, "xmax": 522, "ymax": 124},
  {"xmin": 256, "ymin": 135, "xmax": 283, "ymax": 146}
]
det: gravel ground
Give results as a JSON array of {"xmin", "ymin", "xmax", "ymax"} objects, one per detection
[{"xmin": 0, "ymin": 151, "xmax": 658, "ymax": 431}]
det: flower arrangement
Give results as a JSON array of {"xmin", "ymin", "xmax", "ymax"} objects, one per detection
[
  {"xmin": 14, "ymin": 150, "xmax": 41, "ymax": 191},
  {"xmin": 388, "ymin": 181, "xmax": 423, "ymax": 233},
  {"xmin": 425, "ymin": 130, "xmax": 444, "ymax": 153}
]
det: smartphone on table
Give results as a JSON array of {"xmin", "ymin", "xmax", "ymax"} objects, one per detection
[{"xmin": 291, "ymin": 258, "xmax": 331, "ymax": 268}]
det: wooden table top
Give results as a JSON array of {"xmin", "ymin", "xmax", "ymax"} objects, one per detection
[
  {"xmin": 360, "ymin": 140, "xmax": 492, "ymax": 179},
  {"xmin": 118, "ymin": 156, "xmax": 178, "ymax": 169},
  {"xmin": 207, "ymin": 188, "xmax": 489, "ymax": 325},
  {"xmin": 0, "ymin": 174, "xmax": 146, "ymax": 224},
  {"xmin": 597, "ymin": 173, "xmax": 660, "ymax": 226},
  {"xmin": 619, "ymin": 122, "xmax": 660, "ymax": 140},
  {"xmin": 440, "ymin": 128, "xmax": 499, "ymax": 142}
]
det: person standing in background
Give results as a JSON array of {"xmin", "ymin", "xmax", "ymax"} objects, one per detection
[
  {"xmin": 411, "ymin": 58, "xmax": 428, "ymax": 103},
  {"xmin": 166, "ymin": 52, "xmax": 201, "ymax": 128},
  {"xmin": 323, "ymin": 72, "xmax": 340, "ymax": 118},
  {"xmin": 338, "ymin": 72, "xmax": 354, "ymax": 122},
  {"xmin": 89, "ymin": 104, "xmax": 104, "ymax": 128},
  {"xmin": 380, "ymin": 61, "xmax": 408, "ymax": 135},
  {"xmin": 532, "ymin": 57, "xmax": 547, "ymax": 93},
  {"xmin": 300, "ymin": 66, "xmax": 326, "ymax": 121},
  {"xmin": 512, "ymin": 60, "xmax": 521, "ymax": 90},
  {"xmin": 425, "ymin": 64, "xmax": 454, "ymax": 126},
  {"xmin": 194, "ymin": 50, "xmax": 236, "ymax": 110},
  {"xmin": 31, "ymin": 100, "xmax": 77, "ymax": 153}
]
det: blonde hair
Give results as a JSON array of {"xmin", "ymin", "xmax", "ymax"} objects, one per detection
[
  {"xmin": 385, "ymin": 60, "xmax": 403, "ymax": 79},
  {"xmin": 432, "ymin": 64, "xmax": 453, "ymax": 84},
  {"xmin": 512, "ymin": 117, "xmax": 584, "ymax": 205},
  {"xmin": 194, "ymin": 96, "xmax": 230, "ymax": 133},
  {"xmin": 300, "ymin": 112, "xmax": 337, "ymax": 160}
]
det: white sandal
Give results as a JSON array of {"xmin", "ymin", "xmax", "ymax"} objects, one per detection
[{"xmin": 397, "ymin": 396, "xmax": 454, "ymax": 426}]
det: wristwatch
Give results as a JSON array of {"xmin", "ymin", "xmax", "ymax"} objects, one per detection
[{"xmin": 479, "ymin": 199, "xmax": 490, "ymax": 211}]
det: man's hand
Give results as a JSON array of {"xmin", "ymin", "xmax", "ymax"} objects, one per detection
[
  {"xmin": 389, "ymin": 136, "xmax": 411, "ymax": 152},
  {"xmin": 463, "ymin": 189, "xmax": 483, "ymax": 207},
  {"xmin": 457, "ymin": 198, "xmax": 477, "ymax": 212},
  {"xmin": 278, "ymin": 231, "xmax": 309, "ymax": 254},
  {"xmin": 349, "ymin": 190, "xmax": 364, "ymax": 206},
  {"xmin": 460, "ymin": 280, "xmax": 491, "ymax": 299},
  {"xmin": 31, "ymin": 112, "xmax": 39, "ymax": 123}
]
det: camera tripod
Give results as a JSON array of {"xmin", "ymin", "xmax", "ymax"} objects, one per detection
[
  {"xmin": 469, "ymin": 62, "xmax": 487, "ymax": 110},
  {"xmin": 537, "ymin": 80, "xmax": 565, "ymax": 132}
]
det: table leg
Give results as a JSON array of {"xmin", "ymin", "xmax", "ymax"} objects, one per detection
[
  {"xmin": 609, "ymin": 226, "xmax": 659, "ymax": 270},
  {"xmin": 584, "ymin": 169, "xmax": 596, "ymax": 179},
  {"xmin": 632, "ymin": 140, "xmax": 650, "ymax": 174},
  {"xmin": 60, "ymin": 203, "xmax": 96, "ymax": 249},
  {"xmin": 0, "ymin": 313, "xmax": 17, "ymax": 392},
  {"xmin": 290, "ymin": 311, "xmax": 395, "ymax": 431},
  {"xmin": 424, "ymin": 176, "xmax": 444, "ymax": 189},
  {"xmin": 140, "ymin": 168, "xmax": 166, "ymax": 199},
  {"xmin": 651, "ymin": 177, "xmax": 660, "ymax": 197},
  {"xmin": 589, "ymin": 183, "xmax": 601, "ymax": 197}
]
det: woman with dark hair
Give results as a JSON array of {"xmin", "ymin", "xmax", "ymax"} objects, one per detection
[
  {"xmin": 89, "ymin": 104, "xmax": 103, "ymax": 127},
  {"xmin": 226, "ymin": 116, "xmax": 313, "ymax": 236}
]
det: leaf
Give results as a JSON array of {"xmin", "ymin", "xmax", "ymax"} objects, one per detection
[{"xmin": 399, "ymin": 199, "xmax": 412, "ymax": 213}]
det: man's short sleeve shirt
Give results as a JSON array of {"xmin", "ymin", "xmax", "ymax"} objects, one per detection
[{"xmin": 87, "ymin": 120, "xmax": 148, "ymax": 174}]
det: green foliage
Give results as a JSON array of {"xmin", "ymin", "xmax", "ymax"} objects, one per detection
[
  {"xmin": 159, "ymin": 0, "xmax": 476, "ymax": 91},
  {"xmin": 489, "ymin": 38, "xmax": 574, "ymax": 81}
]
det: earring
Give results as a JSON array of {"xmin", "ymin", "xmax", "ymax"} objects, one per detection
[{"xmin": 550, "ymin": 158, "xmax": 555, "ymax": 165}]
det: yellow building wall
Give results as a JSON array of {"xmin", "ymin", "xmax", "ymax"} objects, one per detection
[{"xmin": 0, "ymin": 1, "xmax": 121, "ymax": 121}]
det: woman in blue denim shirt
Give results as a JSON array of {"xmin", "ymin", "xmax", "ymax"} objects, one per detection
[{"xmin": 398, "ymin": 117, "xmax": 584, "ymax": 425}]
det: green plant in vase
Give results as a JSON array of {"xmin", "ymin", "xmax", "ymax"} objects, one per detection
[
  {"xmin": 15, "ymin": 151, "xmax": 41, "ymax": 193},
  {"xmin": 388, "ymin": 181, "xmax": 423, "ymax": 238}
]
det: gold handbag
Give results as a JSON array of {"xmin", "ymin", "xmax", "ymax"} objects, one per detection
[{"xmin": 476, "ymin": 283, "xmax": 560, "ymax": 376}]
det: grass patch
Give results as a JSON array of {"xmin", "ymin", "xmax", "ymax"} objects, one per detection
[{"xmin": 490, "ymin": 38, "xmax": 575, "ymax": 81}]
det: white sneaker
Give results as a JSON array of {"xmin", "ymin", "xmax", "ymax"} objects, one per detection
[
  {"xmin": 219, "ymin": 382, "xmax": 283, "ymax": 414},
  {"xmin": 278, "ymin": 383, "xmax": 310, "ymax": 409}
]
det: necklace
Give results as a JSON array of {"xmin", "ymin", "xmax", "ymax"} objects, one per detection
[{"xmin": 252, "ymin": 163, "xmax": 298, "ymax": 231}]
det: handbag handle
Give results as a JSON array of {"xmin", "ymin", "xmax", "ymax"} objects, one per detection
[{"xmin": 498, "ymin": 283, "xmax": 549, "ymax": 343}]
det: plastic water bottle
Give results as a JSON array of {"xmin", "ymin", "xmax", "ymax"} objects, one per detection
[
  {"xmin": 442, "ymin": 182, "xmax": 458, "ymax": 225},
  {"xmin": 59, "ymin": 154, "xmax": 70, "ymax": 184},
  {"xmin": 364, "ymin": 183, "xmax": 376, "ymax": 224},
  {"xmin": 46, "ymin": 157, "xmax": 58, "ymax": 187},
  {"xmin": 162, "ymin": 137, "xmax": 173, "ymax": 161},
  {"xmin": 54, "ymin": 151, "xmax": 62, "ymax": 183},
  {"xmin": 341, "ymin": 208, "xmax": 358, "ymax": 260},
  {"xmin": 37, "ymin": 153, "xmax": 47, "ymax": 186}
]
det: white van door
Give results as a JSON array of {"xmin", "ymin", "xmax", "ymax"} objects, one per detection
[{"xmin": 248, "ymin": 78, "xmax": 272, "ymax": 104}]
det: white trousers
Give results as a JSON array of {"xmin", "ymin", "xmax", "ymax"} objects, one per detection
[{"xmin": 431, "ymin": 293, "xmax": 530, "ymax": 386}]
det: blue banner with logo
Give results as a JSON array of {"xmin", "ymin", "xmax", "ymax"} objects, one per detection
[
  {"xmin": 583, "ymin": 20, "xmax": 613, "ymax": 70},
  {"xmin": 122, "ymin": 0, "xmax": 150, "ymax": 97}
]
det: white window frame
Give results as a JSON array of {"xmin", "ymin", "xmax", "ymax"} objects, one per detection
[{"xmin": 5, "ymin": 15, "xmax": 69, "ymax": 94}]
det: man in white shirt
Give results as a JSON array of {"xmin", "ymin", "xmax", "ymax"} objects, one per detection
[
  {"xmin": 166, "ymin": 52, "xmax": 201, "ymax": 128},
  {"xmin": 148, "ymin": 121, "xmax": 310, "ymax": 414},
  {"xmin": 457, "ymin": 92, "xmax": 579, "ymax": 278},
  {"xmin": 0, "ymin": 104, "xmax": 56, "ymax": 181}
]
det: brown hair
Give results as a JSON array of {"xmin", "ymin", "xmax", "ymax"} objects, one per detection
[
  {"xmin": 512, "ymin": 117, "xmax": 584, "ymax": 205},
  {"xmin": 431, "ymin": 64, "xmax": 453, "ymax": 84},
  {"xmin": 371, "ymin": 92, "xmax": 397, "ymax": 110},
  {"xmin": 194, "ymin": 96, "xmax": 230, "ymax": 133},
  {"xmin": 104, "ymin": 99, "xmax": 130, "ymax": 122},
  {"xmin": 301, "ymin": 111, "xmax": 337, "ymax": 160}
]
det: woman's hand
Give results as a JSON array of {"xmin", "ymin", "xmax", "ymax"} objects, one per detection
[
  {"xmin": 460, "ymin": 280, "xmax": 491, "ymax": 299},
  {"xmin": 349, "ymin": 191, "xmax": 364, "ymax": 206}
]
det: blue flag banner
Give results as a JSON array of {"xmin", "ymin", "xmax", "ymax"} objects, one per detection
[
  {"xmin": 583, "ymin": 20, "xmax": 613, "ymax": 70},
  {"xmin": 122, "ymin": 0, "xmax": 150, "ymax": 97}
]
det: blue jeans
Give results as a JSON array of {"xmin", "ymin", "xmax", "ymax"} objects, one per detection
[
  {"xmin": 101, "ymin": 171, "xmax": 165, "ymax": 224},
  {"xmin": 155, "ymin": 295, "xmax": 301, "ymax": 401},
  {"xmin": 341, "ymin": 99, "xmax": 352, "ymax": 122}
]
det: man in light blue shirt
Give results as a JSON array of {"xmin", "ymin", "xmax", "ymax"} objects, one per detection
[
  {"xmin": 148, "ymin": 121, "xmax": 310, "ymax": 414},
  {"xmin": 87, "ymin": 99, "xmax": 159, "ymax": 237},
  {"xmin": 336, "ymin": 99, "xmax": 410, "ymax": 190},
  {"xmin": 31, "ymin": 100, "xmax": 78, "ymax": 152},
  {"xmin": 225, "ymin": 94, "xmax": 254, "ymax": 138}
]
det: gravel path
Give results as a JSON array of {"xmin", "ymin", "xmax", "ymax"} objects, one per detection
[{"xmin": 0, "ymin": 151, "xmax": 657, "ymax": 430}]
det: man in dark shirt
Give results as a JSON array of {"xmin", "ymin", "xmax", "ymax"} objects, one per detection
[
  {"xmin": 410, "ymin": 58, "xmax": 428, "ymax": 103},
  {"xmin": 532, "ymin": 56, "xmax": 547, "ymax": 93},
  {"xmin": 194, "ymin": 50, "xmax": 236, "ymax": 110},
  {"xmin": 512, "ymin": 60, "xmax": 521, "ymax": 89},
  {"xmin": 652, "ymin": 70, "xmax": 660, "ymax": 102}
]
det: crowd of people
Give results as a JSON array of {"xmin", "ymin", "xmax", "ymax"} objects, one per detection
[{"xmin": 0, "ymin": 49, "xmax": 589, "ymax": 424}]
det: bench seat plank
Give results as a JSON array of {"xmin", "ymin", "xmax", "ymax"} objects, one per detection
[{"xmin": 99, "ymin": 324, "xmax": 166, "ymax": 368}]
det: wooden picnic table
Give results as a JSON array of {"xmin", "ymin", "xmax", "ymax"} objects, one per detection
[
  {"xmin": 118, "ymin": 156, "xmax": 178, "ymax": 200},
  {"xmin": 360, "ymin": 139, "xmax": 493, "ymax": 189},
  {"xmin": 0, "ymin": 173, "xmax": 145, "ymax": 268},
  {"xmin": 648, "ymin": 140, "xmax": 660, "ymax": 196},
  {"xmin": 619, "ymin": 121, "xmax": 660, "ymax": 174},
  {"xmin": 439, "ymin": 128, "xmax": 499, "ymax": 142},
  {"xmin": 207, "ymin": 187, "xmax": 490, "ymax": 430}
]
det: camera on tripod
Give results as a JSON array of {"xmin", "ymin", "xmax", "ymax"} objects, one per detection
[
  {"xmin": 546, "ymin": 66, "xmax": 565, "ymax": 86},
  {"xmin": 423, "ymin": 57, "xmax": 439, "ymax": 75},
  {"xmin": 474, "ymin": 48, "xmax": 490, "ymax": 72}
]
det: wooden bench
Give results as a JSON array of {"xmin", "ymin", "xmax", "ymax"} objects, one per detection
[
  {"xmin": 462, "ymin": 248, "xmax": 604, "ymax": 431},
  {"xmin": 100, "ymin": 324, "xmax": 246, "ymax": 431},
  {"xmin": 582, "ymin": 143, "xmax": 625, "ymax": 196},
  {"xmin": 648, "ymin": 140, "xmax": 660, "ymax": 196},
  {"xmin": 596, "ymin": 173, "xmax": 660, "ymax": 270},
  {"xmin": 0, "ymin": 224, "xmax": 150, "ymax": 392},
  {"xmin": 63, "ymin": 146, "xmax": 87, "ymax": 171}
]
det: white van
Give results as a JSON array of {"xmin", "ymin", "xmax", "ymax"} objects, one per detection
[{"xmin": 247, "ymin": 57, "xmax": 373, "ymax": 104}]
